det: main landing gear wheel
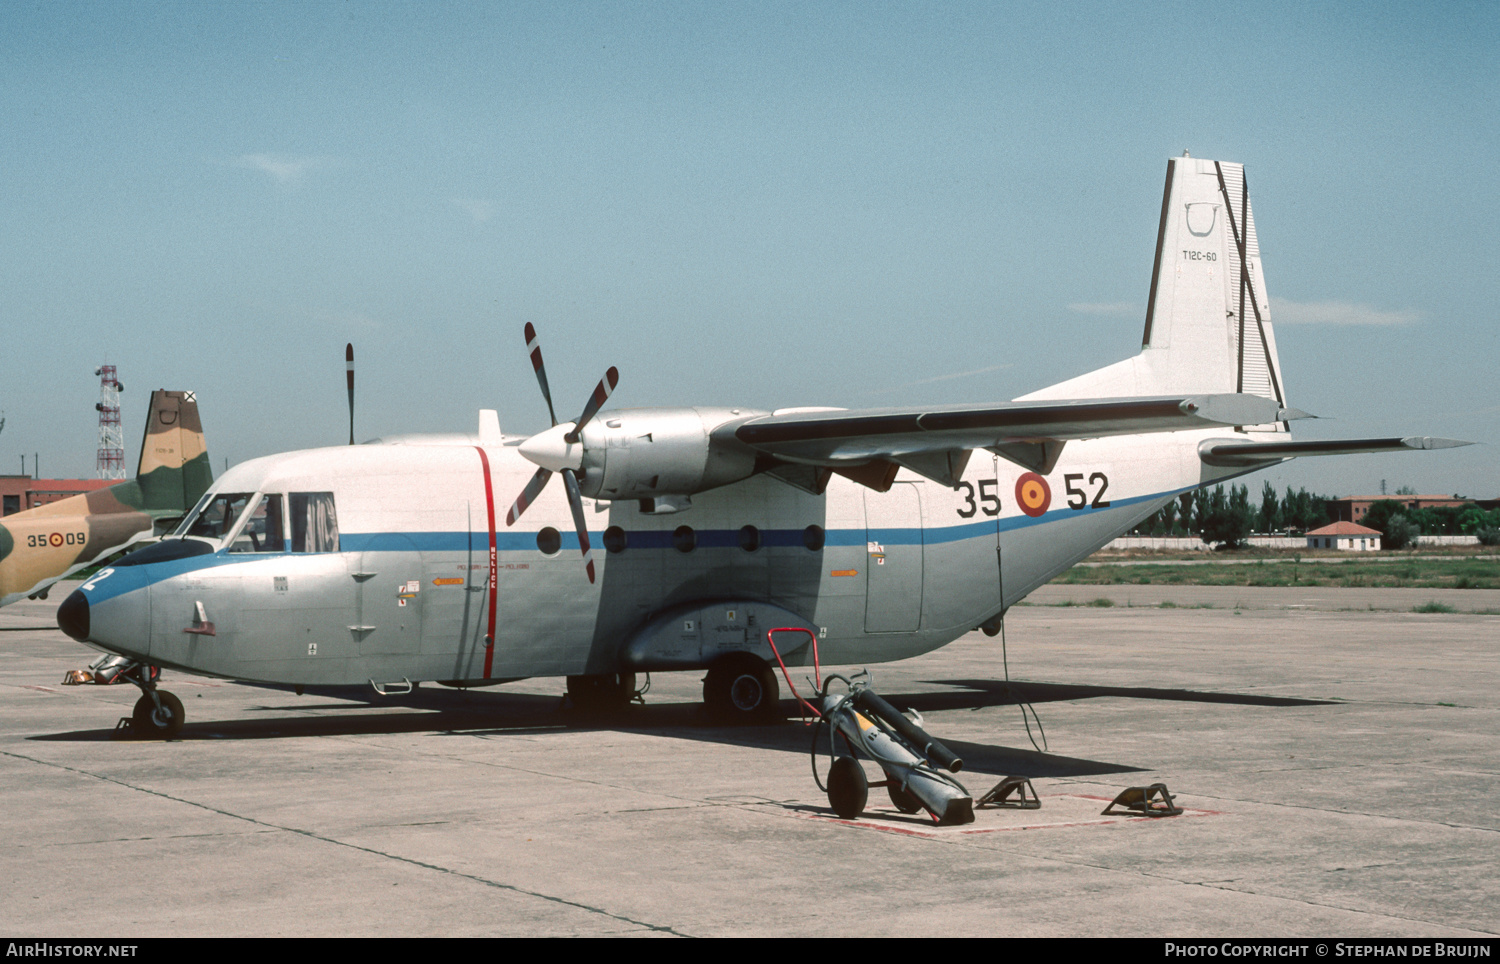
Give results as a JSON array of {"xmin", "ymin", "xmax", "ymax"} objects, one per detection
[
  {"xmin": 827, "ymin": 757, "xmax": 869, "ymax": 820},
  {"xmin": 703, "ymin": 653, "xmax": 780, "ymax": 724},
  {"xmin": 566, "ymin": 673, "xmax": 636, "ymax": 714},
  {"xmin": 131, "ymin": 690, "xmax": 184, "ymax": 740}
]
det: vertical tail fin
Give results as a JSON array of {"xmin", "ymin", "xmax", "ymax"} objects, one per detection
[
  {"xmin": 135, "ymin": 390, "xmax": 213, "ymax": 512},
  {"xmin": 1022, "ymin": 156, "xmax": 1289, "ymax": 430}
]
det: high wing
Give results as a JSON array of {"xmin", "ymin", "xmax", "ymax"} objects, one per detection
[{"xmin": 732, "ymin": 392, "xmax": 1301, "ymax": 486}]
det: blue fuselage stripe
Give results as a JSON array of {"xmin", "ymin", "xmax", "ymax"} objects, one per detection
[{"xmin": 79, "ymin": 489, "xmax": 1170, "ymax": 605}]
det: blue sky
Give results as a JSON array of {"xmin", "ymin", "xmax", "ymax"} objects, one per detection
[{"xmin": 2, "ymin": 2, "xmax": 1495, "ymax": 498}]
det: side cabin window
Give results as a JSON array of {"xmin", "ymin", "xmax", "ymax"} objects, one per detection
[
  {"xmin": 228, "ymin": 494, "xmax": 285, "ymax": 553},
  {"xmin": 290, "ymin": 492, "xmax": 339, "ymax": 553},
  {"xmin": 178, "ymin": 492, "xmax": 254, "ymax": 541}
]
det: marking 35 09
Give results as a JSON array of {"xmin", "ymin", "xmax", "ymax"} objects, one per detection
[{"xmin": 27, "ymin": 532, "xmax": 87, "ymax": 548}]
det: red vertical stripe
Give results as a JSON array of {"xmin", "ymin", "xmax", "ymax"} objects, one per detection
[{"xmin": 475, "ymin": 447, "xmax": 500, "ymax": 678}]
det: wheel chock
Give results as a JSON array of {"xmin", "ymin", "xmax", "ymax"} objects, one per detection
[
  {"xmin": 977, "ymin": 776, "xmax": 1041, "ymax": 810},
  {"xmin": 1101, "ymin": 783, "xmax": 1182, "ymax": 817}
]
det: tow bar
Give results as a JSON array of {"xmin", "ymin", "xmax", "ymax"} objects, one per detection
[{"xmin": 767, "ymin": 628, "xmax": 975, "ymax": 826}]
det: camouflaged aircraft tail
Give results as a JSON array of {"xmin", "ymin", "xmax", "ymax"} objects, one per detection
[
  {"xmin": 131, "ymin": 390, "xmax": 213, "ymax": 514},
  {"xmin": 0, "ymin": 391, "xmax": 211, "ymax": 605}
]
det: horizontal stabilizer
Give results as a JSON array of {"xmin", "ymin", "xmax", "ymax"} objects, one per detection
[
  {"xmin": 735, "ymin": 393, "xmax": 1299, "ymax": 465},
  {"xmin": 1199, "ymin": 436, "xmax": 1471, "ymax": 467}
]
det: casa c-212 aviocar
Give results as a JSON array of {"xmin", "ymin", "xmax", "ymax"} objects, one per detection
[{"xmin": 57, "ymin": 155, "xmax": 1467, "ymax": 738}]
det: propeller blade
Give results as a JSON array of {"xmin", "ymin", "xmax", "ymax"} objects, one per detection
[
  {"xmin": 345, "ymin": 343, "xmax": 355, "ymax": 445},
  {"xmin": 565, "ymin": 366, "xmax": 619, "ymax": 444},
  {"xmin": 504, "ymin": 466, "xmax": 553, "ymax": 526},
  {"xmin": 561, "ymin": 468, "xmax": 596, "ymax": 584},
  {"xmin": 524, "ymin": 323, "xmax": 560, "ymax": 428}
]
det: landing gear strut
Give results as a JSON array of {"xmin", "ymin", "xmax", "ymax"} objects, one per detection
[
  {"xmin": 122, "ymin": 663, "xmax": 183, "ymax": 739},
  {"xmin": 703, "ymin": 653, "xmax": 780, "ymax": 724}
]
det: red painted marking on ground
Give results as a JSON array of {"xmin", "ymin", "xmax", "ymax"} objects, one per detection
[{"xmin": 784, "ymin": 794, "xmax": 1221, "ymax": 838}]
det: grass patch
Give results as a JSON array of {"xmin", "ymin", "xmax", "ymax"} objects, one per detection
[
  {"xmin": 1412, "ymin": 601, "xmax": 1456, "ymax": 613},
  {"xmin": 1054, "ymin": 557, "xmax": 1500, "ymax": 589},
  {"xmin": 1088, "ymin": 597, "xmax": 1115, "ymax": 608}
]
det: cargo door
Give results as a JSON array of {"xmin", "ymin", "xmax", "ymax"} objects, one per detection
[{"xmin": 864, "ymin": 482, "xmax": 923, "ymax": 632}]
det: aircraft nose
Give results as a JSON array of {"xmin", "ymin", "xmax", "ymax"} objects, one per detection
[{"xmin": 57, "ymin": 589, "xmax": 90, "ymax": 641}]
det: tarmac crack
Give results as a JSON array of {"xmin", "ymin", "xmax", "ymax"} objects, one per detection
[{"xmin": 1, "ymin": 748, "xmax": 694, "ymax": 937}]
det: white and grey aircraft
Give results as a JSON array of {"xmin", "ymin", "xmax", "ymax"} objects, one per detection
[{"xmin": 58, "ymin": 156, "xmax": 1466, "ymax": 738}]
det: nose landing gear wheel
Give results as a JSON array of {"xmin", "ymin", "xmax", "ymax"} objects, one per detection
[
  {"xmin": 131, "ymin": 691, "xmax": 184, "ymax": 740},
  {"xmin": 703, "ymin": 653, "xmax": 780, "ymax": 724}
]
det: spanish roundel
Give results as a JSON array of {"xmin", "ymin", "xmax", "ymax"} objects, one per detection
[{"xmin": 1015, "ymin": 473, "xmax": 1051, "ymax": 517}]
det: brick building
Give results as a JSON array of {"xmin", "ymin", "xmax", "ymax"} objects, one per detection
[
  {"xmin": 1326, "ymin": 495, "xmax": 1474, "ymax": 524},
  {"xmin": 0, "ymin": 476, "xmax": 118, "ymax": 517}
]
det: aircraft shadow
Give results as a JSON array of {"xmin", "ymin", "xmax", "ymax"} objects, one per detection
[
  {"xmin": 31, "ymin": 676, "xmax": 1325, "ymax": 778},
  {"xmin": 908, "ymin": 679, "xmax": 1334, "ymax": 710}
]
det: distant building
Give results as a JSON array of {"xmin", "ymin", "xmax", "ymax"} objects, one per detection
[
  {"xmin": 1327, "ymin": 495, "xmax": 1473, "ymax": 524},
  {"xmin": 0, "ymin": 476, "xmax": 118, "ymax": 516},
  {"xmin": 1306, "ymin": 521, "xmax": 1382, "ymax": 551}
]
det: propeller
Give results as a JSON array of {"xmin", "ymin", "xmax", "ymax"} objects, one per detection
[
  {"xmin": 505, "ymin": 323, "xmax": 619, "ymax": 583},
  {"xmin": 345, "ymin": 343, "xmax": 355, "ymax": 445}
]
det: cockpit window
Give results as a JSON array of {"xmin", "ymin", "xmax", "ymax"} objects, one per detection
[
  {"xmin": 173, "ymin": 491, "xmax": 214, "ymax": 535},
  {"xmin": 175, "ymin": 492, "xmax": 254, "ymax": 541},
  {"xmin": 290, "ymin": 492, "xmax": 339, "ymax": 552},
  {"xmin": 228, "ymin": 494, "xmax": 286, "ymax": 553}
]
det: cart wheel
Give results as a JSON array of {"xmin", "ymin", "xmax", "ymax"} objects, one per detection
[
  {"xmin": 887, "ymin": 779, "xmax": 923, "ymax": 814},
  {"xmin": 131, "ymin": 690, "xmax": 184, "ymax": 740},
  {"xmin": 827, "ymin": 756, "xmax": 868, "ymax": 820}
]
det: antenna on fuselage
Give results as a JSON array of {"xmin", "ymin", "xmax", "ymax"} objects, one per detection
[{"xmin": 346, "ymin": 343, "xmax": 355, "ymax": 445}]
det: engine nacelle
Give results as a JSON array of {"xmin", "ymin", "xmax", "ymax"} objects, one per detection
[{"xmin": 572, "ymin": 407, "xmax": 767, "ymax": 501}]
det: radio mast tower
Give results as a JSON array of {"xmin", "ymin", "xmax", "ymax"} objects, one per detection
[{"xmin": 95, "ymin": 365, "xmax": 126, "ymax": 480}]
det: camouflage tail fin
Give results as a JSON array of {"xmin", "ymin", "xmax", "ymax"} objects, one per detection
[{"xmin": 135, "ymin": 390, "xmax": 213, "ymax": 513}]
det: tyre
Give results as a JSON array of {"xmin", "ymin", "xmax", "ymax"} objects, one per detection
[
  {"xmin": 702, "ymin": 654, "xmax": 780, "ymax": 724},
  {"xmin": 131, "ymin": 690, "xmax": 185, "ymax": 740},
  {"xmin": 886, "ymin": 777, "xmax": 924, "ymax": 814},
  {"xmin": 827, "ymin": 756, "xmax": 869, "ymax": 820}
]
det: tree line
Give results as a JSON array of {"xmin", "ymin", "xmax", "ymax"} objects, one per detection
[
  {"xmin": 1130, "ymin": 482, "xmax": 1500, "ymax": 549},
  {"xmin": 1130, "ymin": 482, "xmax": 1330, "ymax": 545}
]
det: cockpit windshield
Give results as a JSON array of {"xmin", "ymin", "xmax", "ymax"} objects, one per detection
[
  {"xmin": 228, "ymin": 494, "xmax": 286, "ymax": 553},
  {"xmin": 173, "ymin": 492, "xmax": 254, "ymax": 541}
]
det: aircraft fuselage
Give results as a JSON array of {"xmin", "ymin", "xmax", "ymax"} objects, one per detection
[{"xmin": 62, "ymin": 427, "xmax": 1248, "ymax": 688}]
